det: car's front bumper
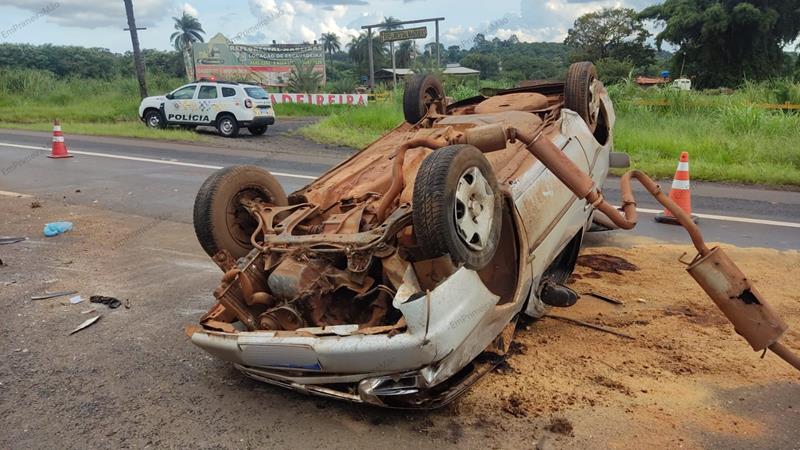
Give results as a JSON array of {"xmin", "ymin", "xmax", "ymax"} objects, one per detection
[{"xmin": 189, "ymin": 268, "xmax": 516, "ymax": 407}]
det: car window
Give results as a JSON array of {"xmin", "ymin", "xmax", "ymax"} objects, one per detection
[
  {"xmin": 172, "ymin": 85, "xmax": 196, "ymax": 100},
  {"xmin": 244, "ymin": 87, "xmax": 269, "ymax": 99},
  {"xmin": 198, "ymin": 85, "xmax": 218, "ymax": 99},
  {"xmin": 221, "ymin": 87, "xmax": 237, "ymax": 98}
]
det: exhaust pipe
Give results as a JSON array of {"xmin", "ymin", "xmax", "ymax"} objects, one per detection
[{"xmin": 457, "ymin": 124, "xmax": 800, "ymax": 372}]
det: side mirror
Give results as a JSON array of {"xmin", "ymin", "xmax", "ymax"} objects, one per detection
[{"xmin": 165, "ymin": 93, "xmax": 174, "ymax": 100}]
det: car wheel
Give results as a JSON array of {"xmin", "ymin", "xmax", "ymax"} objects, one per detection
[
  {"xmin": 216, "ymin": 114, "xmax": 240, "ymax": 138},
  {"xmin": 144, "ymin": 110, "xmax": 165, "ymax": 129},
  {"xmin": 403, "ymin": 74, "xmax": 445, "ymax": 124},
  {"xmin": 248, "ymin": 125, "xmax": 268, "ymax": 135},
  {"xmin": 565, "ymin": 61, "xmax": 599, "ymax": 132},
  {"xmin": 412, "ymin": 144, "xmax": 502, "ymax": 270},
  {"xmin": 193, "ymin": 165, "xmax": 288, "ymax": 259}
]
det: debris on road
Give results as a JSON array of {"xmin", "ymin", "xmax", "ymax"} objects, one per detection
[
  {"xmin": 584, "ymin": 291, "xmax": 625, "ymax": 305},
  {"xmin": 69, "ymin": 295, "xmax": 83, "ymax": 304},
  {"xmin": 90, "ymin": 295, "xmax": 122, "ymax": 309},
  {"xmin": 43, "ymin": 221, "xmax": 73, "ymax": 237},
  {"xmin": 69, "ymin": 316, "xmax": 100, "ymax": 335},
  {"xmin": 545, "ymin": 314, "xmax": 636, "ymax": 340},
  {"xmin": 81, "ymin": 308, "xmax": 97, "ymax": 315},
  {"xmin": 31, "ymin": 290, "xmax": 79, "ymax": 301},
  {"xmin": 0, "ymin": 236, "xmax": 27, "ymax": 245},
  {"xmin": 30, "ymin": 200, "xmax": 41, "ymax": 209}
]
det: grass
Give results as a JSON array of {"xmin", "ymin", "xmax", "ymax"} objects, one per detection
[
  {"xmin": 296, "ymin": 97, "xmax": 404, "ymax": 149},
  {"xmin": 297, "ymin": 80, "xmax": 800, "ymax": 186},
  {"xmin": 0, "ymin": 121, "xmax": 207, "ymax": 142},
  {"xmin": 2, "ymin": 68, "xmax": 799, "ymax": 186}
]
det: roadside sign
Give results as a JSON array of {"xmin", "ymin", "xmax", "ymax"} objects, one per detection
[{"xmin": 380, "ymin": 26, "xmax": 427, "ymax": 43}]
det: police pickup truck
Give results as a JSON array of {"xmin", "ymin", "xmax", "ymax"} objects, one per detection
[{"xmin": 138, "ymin": 79, "xmax": 276, "ymax": 137}]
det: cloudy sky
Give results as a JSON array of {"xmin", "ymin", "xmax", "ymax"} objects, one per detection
[{"xmin": 0, "ymin": 0, "xmax": 659, "ymax": 53}]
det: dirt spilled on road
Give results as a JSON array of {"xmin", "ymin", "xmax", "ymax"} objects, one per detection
[
  {"xmin": 456, "ymin": 243, "xmax": 800, "ymax": 448},
  {"xmin": 1, "ymin": 195, "xmax": 798, "ymax": 449}
]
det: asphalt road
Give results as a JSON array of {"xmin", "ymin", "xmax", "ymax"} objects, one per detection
[
  {"xmin": 0, "ymin": 128, "xmax": 797, "ymax": 250},
  {"xmin": 1, "ymin": 126, "xmax": 798, "ymax": 449}
]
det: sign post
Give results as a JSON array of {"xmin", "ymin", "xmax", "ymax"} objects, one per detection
[{"xmin": 362, "ymin": 17, "xmax": 444, "ymax": 90}]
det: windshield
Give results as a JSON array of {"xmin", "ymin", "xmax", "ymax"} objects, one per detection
[{"xmin": 244, "ymin": 87, "xmax": 269, "ymax": 99}]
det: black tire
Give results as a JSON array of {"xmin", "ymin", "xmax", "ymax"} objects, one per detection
[
  {"xmin": 248, "ymin": 125, "xmax": 268, "ymax": 136},
  {"xmin": 565, "ymin": 61, "xmax": 598, "ymax": 132},
  {"xmin": 403, "ymin": 74, "xmax": 445, "ymax": 124},
  {"xmin": 193, "ymin": 165, "xmax": 288, "ymax": 259},
  {"xmin": 144, "ymin": 110, "xmax": 166, "ymax": 129},
  {"xmin": 412, "ymin": 145, "xmax": 502, "ymax": 270},
  {"xmin": 216, "ymin": 114, "xmax": 240, "ymax": 138}
]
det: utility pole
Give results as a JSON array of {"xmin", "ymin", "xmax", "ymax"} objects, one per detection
[{"xmin": 123, "ymin": 0, "xmax": 148, "ymax": 99}]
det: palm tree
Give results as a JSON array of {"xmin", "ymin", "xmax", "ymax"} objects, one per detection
[
  {"xmin": 381, "ymin": 16, "xmax": 402, "ymax": 30},
  {"xmin": 347, "ymin": 33, "xmax": 385, "ymax": 68},
  {"xmin": 170, "ymin": 12, "xmax": 205, "ymax": 79},
  {"xmin": 288, "ymin": 60, "xmax": 322, "ymax": 93},
  {"xmin": 321, "ymin": 32, "xmax": 341, "ymax": 58},
  {"xmin": 396, "ymin": 40, "xmax": 417, "ymax": 67}
]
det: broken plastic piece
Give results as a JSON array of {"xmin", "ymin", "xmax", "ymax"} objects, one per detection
[
  {"xmin": 43, "ymin": 221, "xmax": 73, "ymax": 237},
  {"xmin": 69, "ymin": 295, "xmax": 83, "ymax": 304},
  {"xmin": 70, "ymin": 316, "xmax": 100, "ymax": 335},
  {"xmin": 0, "ymin": 236, "xmax": 27, "ymax": 245},
  {"xmin": 31, "ymin": 290, "xmax": 78, "ymax": 301}
]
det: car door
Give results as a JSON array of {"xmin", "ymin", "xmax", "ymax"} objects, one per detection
[
  {"xmin": 512, "ymin": 111, "xmax": 592, "ymax": 269},
  {"xmin": 164, "ymin": 84, "xmax": 197, "ymax": 123},
  {"xmin": 195, "ymin": 85, "xmax": 219, "ymax": 125}
]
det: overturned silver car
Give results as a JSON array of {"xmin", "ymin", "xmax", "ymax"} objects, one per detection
[{"xmin": 187, "ymin": 62, "xmax": 628, "ymax": 408}]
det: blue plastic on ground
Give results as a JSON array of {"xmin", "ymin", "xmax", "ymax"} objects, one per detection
[{"xmin": 43, "ymin": 221, "xmax": 73, "ymax": 237}]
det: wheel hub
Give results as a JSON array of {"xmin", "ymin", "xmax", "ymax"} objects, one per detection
[{"xmin": 454, "ymin": 167, "xmax": 494, "ymax": 251}]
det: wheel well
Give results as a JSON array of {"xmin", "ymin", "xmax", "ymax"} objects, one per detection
[
  {"xmin": 593, "ymin": 104, "xmax": 610, "ymax": 146},
  {"xmin": 215, "ymin": 112, "xmax": 236, "ymax": 124},
  {"xmin": 542, "ymin": 231, "xmax": 583, "ymax": 285},
  {"xmin": 143, "ymin": 107, "xmax": 160, "ymax": 117}
]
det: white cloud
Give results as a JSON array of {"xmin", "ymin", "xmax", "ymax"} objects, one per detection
[
  {"xmin": 182, "ymin": 3, "xmax": 198, "ymax": 18},
  {"xmin": 247, "ymin": 0, "xmax": 360, "ymax": 45},
  {"xmin": 3, "ymin": 0, "xmax": 173, "ymax": 29}
]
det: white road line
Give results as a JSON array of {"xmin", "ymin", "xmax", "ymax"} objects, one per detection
[
  {"xmin": 3, "ymin": 141, "xmax": 799, "ymax": 229},
  {"xmin": 0, "ymin": 142, "xmax": 317, "ymax": 180},
  {"xmin": 629, "ymin": 207, "xmax": 800, "ymax": 229}
]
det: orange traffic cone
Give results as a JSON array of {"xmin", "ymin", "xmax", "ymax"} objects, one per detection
[
  {"xmin": 655, "ymin": 151, "xmax": 697, "ymax": 225},
  {"xmin": 48, "ymin": 119, "xmax": 72, "ymax": 159}
]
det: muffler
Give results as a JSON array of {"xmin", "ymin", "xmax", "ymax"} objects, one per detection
[{"xmin": 686, "ymin": 247, "xmax": 787, "ymax": 351}]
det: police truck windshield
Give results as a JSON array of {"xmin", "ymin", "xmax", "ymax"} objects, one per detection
[{"xmin": 244, "ymin": 87, "xmax": 269, "ymax": 99}]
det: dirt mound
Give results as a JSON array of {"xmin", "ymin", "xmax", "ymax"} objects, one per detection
[{"xmin": 458, "ymin": 243, "xmax": 800, "ymax": 448}]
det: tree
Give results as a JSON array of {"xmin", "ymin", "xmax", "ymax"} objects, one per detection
[
  {"xmin": 170, "ymin": 12, "xmax": 205, "ymax": 79},
  {"xmin": 641, "ymin": 1, "xmax": 800, "ymax": 87},
  {"xmin": 320, "ymin": 32, "xmax": 341, "ymax": 58},
  {"xmin": 396, "ymin": 41, "xmax": 417, "ymax": 67},
  {"xmin": 460, "ymin": 53, "xmax": 500, "ymax": 78},
  {"xmin": 288, "ymin": 60, "xmax": 322, "ymax": 93},
  {"xmin": 347, "ymin": 33, "xmax": 386, "ymax": 73},
  {"xmin": 564, "ymin": 8, "xmax": 654, "ymax": 70}
]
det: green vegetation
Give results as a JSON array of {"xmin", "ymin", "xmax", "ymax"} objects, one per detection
[
  {"xmin": 0, "ymin": 121, "xmax": 206, "ymax": 142},
  {"xmin": 297, "ymin": 79, "xmax": 800, "ymax": 186},
  {"xmin": 297, "ymin": 99, "xmax": 404, "ymax": 149}
]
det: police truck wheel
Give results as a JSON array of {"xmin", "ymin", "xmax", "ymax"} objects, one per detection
[
  {"xmin": 248, "ymin": 125, "xmax": 268, "ymax": 136},
  {"xmin": 144, "ymin": 110, "xmax": 166, "ymax": 129},
  {"xmin": 193, "ymin": 165, "xmax": 288, "ymax": 259},
  {"xmin": 216, "ymin": 114, "xmax": 240, "ymax": 138}
]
